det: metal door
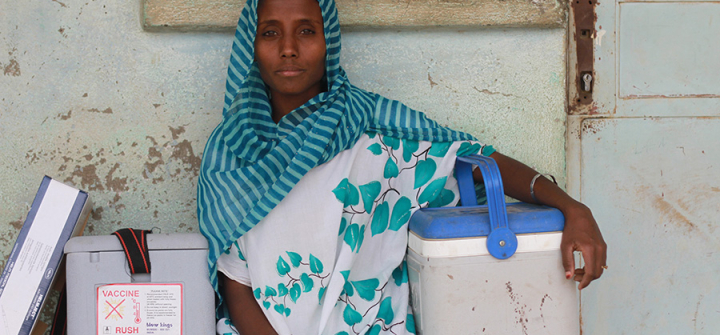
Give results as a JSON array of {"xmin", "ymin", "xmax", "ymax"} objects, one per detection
[{"xmin": 567, "ymin": 0, "xmax": 720, "ymax": 333}]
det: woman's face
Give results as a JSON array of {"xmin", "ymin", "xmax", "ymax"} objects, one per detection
[{"xmin": 255, "ymin": 0, "xmax": 326, "ymax": 103}]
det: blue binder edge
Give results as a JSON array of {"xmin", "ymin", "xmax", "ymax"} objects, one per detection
[
  {"xmin": 0, "ymin": 176, "xmax": 51, "ymax": 294},
  {"xmin": 0, "ymin": 176, "xmax": 88, "ymax": 335}
]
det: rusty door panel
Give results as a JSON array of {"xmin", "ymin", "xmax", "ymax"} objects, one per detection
[
  {"xmin": 617, "ymin": 98, "xmax": 720, "ymax": 118},
  {"xmin": 578, "ymin": 117, "xmax": 720, "ymax": 334},
  {"xmin": 571, "ymin": 0, "xmax": 720, "ymax": 331}
]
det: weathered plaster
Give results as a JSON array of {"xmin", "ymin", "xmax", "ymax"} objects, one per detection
[
  {"xmin": 1, "ymin": 0, "xmax": 565, "ymax": 332},
  {"xmin": 342, "ymin": 28, "xmax": 567, "ymax": 184},
  {"xmin": 1, "ymin": 2, "xmax": 228, "ymax": 327},
  {"xmin": 143, "ymin": 0, "xmax": 568, "ymax": 32}
]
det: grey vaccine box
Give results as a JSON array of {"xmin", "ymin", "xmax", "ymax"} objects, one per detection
[{"xmin": 64, "ymin": 233, "xmax": 215, "ymax": 335}]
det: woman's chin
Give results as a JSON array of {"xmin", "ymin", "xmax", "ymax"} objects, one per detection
[{"xmin": 270, "ymin": 86, "xmax": 323, "ymax": 101}]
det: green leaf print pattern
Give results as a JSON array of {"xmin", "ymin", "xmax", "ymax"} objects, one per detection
[
  {"xmin": 286, "ymin": 251, "xmax": 302, "ymax": 268},
  {"xmin": 335, "ymin": 267, "xmax": 415, "ymax": 334},
  {"xmin": 333, "ymin": 178, "xmax": 360, "ymax": 207},
  {"xmin": 351, "ymin": 278, "xmax": 379, "ymax": 301},
  {"xmin": 278, "ymin": 283, "xmax": 289, "ymax": 297},
  {"xmin": 356, "ymin": 225, "xmax": 366, "ymax": 253},
  {"xmin": 391, "ymin": 261, "xmax": 409, "ymax": 286},
  {"xmin": 300, "ymin": 273, "xmax": 314, "ymax": 292},
  {"xmin": 367, "ymin": 143, "xmax": 383, "ymax": 155},
  {"xmin": 456, "ymin": 141, "xmax": 482, "ymax": 157},
  {"xmin": 428, "ymin": 141, "xmax": 451, "ymax": 157},
  {"xmin": 235, "ymin": 241, "xmax": 246, "ymax": 261},
  {"xmin": 290, "ymin": 283, "xmax": 302, "ymax": 303},
  {"xmin": 383, "ymin": 157, "xmax": 399, "ymax": 179},
  {"xmin": 343, "ymin": 304, "xmax": 363, "ymax": 326},
  {"xmin": 370, "ymin": 201, "xmax": 390, "ymax": 236},
  {"xmin": 377, "ymin": 297, "xmax": 395, "ymax": 324},
  {"xmin": 309, "ymin": 254, "xmax": 324, "ymax": 274},
  {"xmin": 344, "ymin": 224, "xmax": 361, "ymax": 251},
  {"xmin": 388, "ymin": 197, "xmax": 412, "ymax": 231},
  {"xmin": 256, "ymin": 251, "xmax": 330, "ymax": 317},
  {"xmin": 273, "ymin": 303, "xmax": 291, "ymax": 317},
  {"xmin": 318, "ymin": 287, "xmax": 326, "ymax": 303},
  {"xmin": 343, "ymin": 280, "xmax": 354, "ymax": 297},
  {"xmin": 335, "ymin": 135, "xmax": 475, "ymax": 254},
  {"xmin": 406, "ymin": 314, "xmax": 417, "ymax": 334},
  {"xmin": 276, "ymin": 256, "xmax": 291, "ymax": 276},
  {"xmin": 326, "ymin": 135, "xmax": 477, "ymax": 333},
  {"xmin": 338, "ymin": 217, "xmax": 348, "ymax": 236},
  {"xmin": 418, "ymin": 176, "xmax": 448, "ymax": 205},
  {"xmin": 428, "ymin": 188, "xmax": 455, "ymax": 208},
  {"xmin": 402, "ymin": 139, "xmax": 419, "ymax": 163},
  {"xmin": 383, "ymin": 136, "xmax": 401, "ymax": 151},
  {"xmin": 359, "ymin": 181, "xmax": 381, "ymax": 214},
  {"xmin": 413, "ymin": 159, "xmax": 436, "ymax": 189}
]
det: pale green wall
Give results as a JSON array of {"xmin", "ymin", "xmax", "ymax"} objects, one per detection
[
  {"xmin": 0, "ymin": 0, "xmax": 565, "ymax": 329},
  {"xmin": 341, "ymin": 28, "xmax": 566, "ymax": 180}
]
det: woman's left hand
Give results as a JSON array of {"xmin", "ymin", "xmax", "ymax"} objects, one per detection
[
  {"xmin": 484, "ymin": 152, "xmax": 608, "ymax": 290},
  {"xmin": 559, "ymin": 202, "xmax": 607, "ymax": 290}
]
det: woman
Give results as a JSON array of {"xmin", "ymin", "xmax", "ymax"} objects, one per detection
[{"xmin": 198, "ymin": 0, "xmax": 606, "ymax": 333}]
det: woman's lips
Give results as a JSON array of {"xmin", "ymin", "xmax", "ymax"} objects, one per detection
[{"xmin": 276, "ymin": 66, "xmax": 305, "ymax": 77}]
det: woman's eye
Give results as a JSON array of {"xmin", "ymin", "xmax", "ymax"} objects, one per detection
[
  {"xmin": 300, "ymin": 29, "xmax": 315, "ymax": 35},
  {"xmin": 261, "ymin": 30, "xmax": 278, "ymax": 37}
]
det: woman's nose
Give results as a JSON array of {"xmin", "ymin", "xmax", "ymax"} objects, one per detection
[{"xmin": 280, "ymin": 36, "xmax": 298, "ymax": 58}]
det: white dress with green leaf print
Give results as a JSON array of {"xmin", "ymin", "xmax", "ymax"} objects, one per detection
[{"xmin": 216, "ymin": 132, "xmax": 487, "ymax": 335}]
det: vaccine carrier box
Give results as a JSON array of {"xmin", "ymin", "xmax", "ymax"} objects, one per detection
[
  {"xmin": 64, "ymin": 233, "xmax": 215, "ymax": 335},
  {"xmin": 407, "ymin": 155, "xmax": 578, "ymax": 334}
]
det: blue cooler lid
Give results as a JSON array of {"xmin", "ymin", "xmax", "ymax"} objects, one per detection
[
  {"xmin": 409, "ymin": 155, "xmax": 565, "ymax": 260},
  {"xmin": 409, "ymin": 202, "xmax": 564, "ymax": 239}
]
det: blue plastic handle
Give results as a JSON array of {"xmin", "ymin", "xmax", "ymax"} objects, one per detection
[{"xmin": 456, "ymin": 155, "xmax": 518, "ymax": 259}]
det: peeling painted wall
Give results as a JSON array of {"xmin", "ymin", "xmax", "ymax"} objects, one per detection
[
  {"xmin": 0, "ymin": 0, "xmax": 565, "ymax": 331},
  {"xmin": 142, "ymin": 0, "xmax": 567, "ymax": 31},
  {"xmin": 341, "ymin": 28, "xmax": 566, "ymax": 181}
]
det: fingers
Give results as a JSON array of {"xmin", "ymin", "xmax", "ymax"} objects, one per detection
[
  {"xmin": 573, "ymin": 268, "xmax": 584, "ymax": 282},
  {"xmin": 577, "ymin": 243, "xmax": 608, "ymax": 290},
  {"xmin": 578, "ymin": 248, "xmax": 596, "ymax": 290},
  {"xmin": 600, "ymin": 241, "xmax": 608, "ymax": 273},
  {"xmin": 561, "ymin": 243, "xmax": 576, "ymax": 280},
  {"xmin": 563, "ymin": 244, "xmax": 608, "ymax": 290}
]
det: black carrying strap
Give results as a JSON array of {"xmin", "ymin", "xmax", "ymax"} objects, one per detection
[
  {"xmin": 50, "ymin": 228, "xmax": 152, "ymax": 334},
  {"xmin": 49, "ymin": 286, "xmax": 67, "ymax": 335},
  {"xmin": 112, "ymin": 228, "xmax": 152, "ymax": 274}
]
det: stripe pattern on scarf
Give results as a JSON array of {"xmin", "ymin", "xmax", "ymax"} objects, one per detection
[{"xmin": 197, "ymin": 0, "xmax": 494, "ymax": 306}]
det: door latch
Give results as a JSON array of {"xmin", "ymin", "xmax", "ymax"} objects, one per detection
[
  {"xmin": 581, "ymin": 72, "xmax": 593, "ymax": 92},
  {"xmin": 572, "ymin": 0, "xmax": 596, "ymax": 107}
]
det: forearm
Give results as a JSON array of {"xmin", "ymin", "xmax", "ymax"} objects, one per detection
[
  {"xmin": 220, "ymin": 272, "xmax": 278, "ymax": 335},
  {"xmin": 475, "ymin": 152, "xmax": 587, "ymax": 216},
  {"xmin": 475, "ymin": 151, "xmax": 606, "ymax": 289}
]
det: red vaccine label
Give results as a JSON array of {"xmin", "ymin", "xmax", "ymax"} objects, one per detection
[{"xmin": 96, "ymin": 283, "xmax": 183, "ymax": 335}]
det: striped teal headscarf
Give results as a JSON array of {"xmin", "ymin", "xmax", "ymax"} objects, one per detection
[{"xmin": 197, "ymin": 0, "xmax": 487, "ymax": 294}]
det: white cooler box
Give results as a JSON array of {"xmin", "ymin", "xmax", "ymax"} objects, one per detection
[
  {"xmin": 64, "ymin": 233, "xmax": 215, "ymax": 335},
  {"xmin": 407, "ymin": 155, "xmax": 579, "ymax": 334}
]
